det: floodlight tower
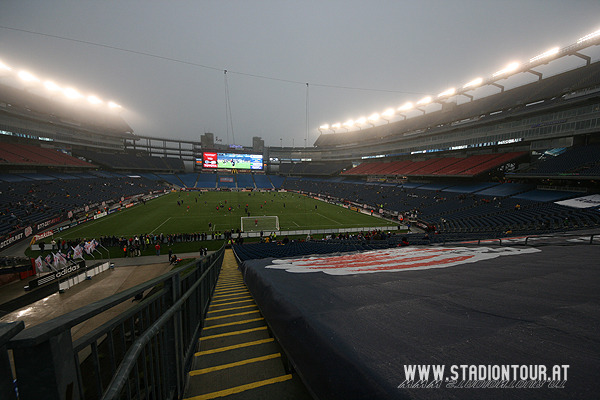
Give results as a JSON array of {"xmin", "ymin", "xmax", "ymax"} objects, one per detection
[{"xmin": 343, "ymin": 120, "xmax": 354, "ymax": 131}]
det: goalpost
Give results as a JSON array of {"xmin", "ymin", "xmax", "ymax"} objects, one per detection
[{"xmin": 241, "ymin": 216, "xmax": 280, "ymax": 232}]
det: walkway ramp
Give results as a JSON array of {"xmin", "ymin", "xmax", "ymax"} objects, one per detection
[{"xmin": 184, "ymin": 249, "xmax": 312, "ymax": 400}]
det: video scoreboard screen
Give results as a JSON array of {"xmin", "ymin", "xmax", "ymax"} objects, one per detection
[{"xmin": 197, "ymin": 152, "xmax": 263, "ymax": 170}]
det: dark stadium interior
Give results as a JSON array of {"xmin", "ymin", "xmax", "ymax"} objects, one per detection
[{"xmin": 1, "ymin": 32, "xmax": 600, "ymax": 400}]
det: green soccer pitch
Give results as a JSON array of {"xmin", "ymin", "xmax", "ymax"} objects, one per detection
[{"xmin": 58, "ymin": 191, "xmax": 398, "ymax": 239}]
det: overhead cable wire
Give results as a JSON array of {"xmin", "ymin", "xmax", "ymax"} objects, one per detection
[{"xmin": 0, "ymin": 25, "xmax": 424, "ymax": 95}]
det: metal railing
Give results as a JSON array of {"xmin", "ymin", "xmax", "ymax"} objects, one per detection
[
  {"xmin": 1, "ymin": 321, "xmax": 24, "ymax": 400},
  {"xmin": 9, "ymin": 245, "xmax": 225, "ymax": 400}
]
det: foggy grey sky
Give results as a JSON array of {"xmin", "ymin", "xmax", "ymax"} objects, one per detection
[{"xmin": 1, "ymin": 1, "xmax": 599, "ymax": 148}]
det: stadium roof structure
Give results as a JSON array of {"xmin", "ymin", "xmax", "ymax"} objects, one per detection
[
  {"xmin": 315, "ymin": 29, "xmax": 600, "ymax": 147},
  {"xmin": 313, "ymin": 60, "xmax": 600, "ymax": 151},
  {"xmin": 0, "ymin": 82, "xmax": 134, "ymax": 139}
]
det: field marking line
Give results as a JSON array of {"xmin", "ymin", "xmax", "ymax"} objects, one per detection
[
  {"xmin": 316, "ymin": 212, "xmax": 342, "ymax": 225},
  {"xmin": 151, "ymin": 217, "xmax": 171, "ymax": 234}
]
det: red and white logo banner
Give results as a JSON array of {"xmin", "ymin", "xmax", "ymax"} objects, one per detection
[{"xmin": 267, "ymin": 247, "xmax": 541, "ymax": 275}]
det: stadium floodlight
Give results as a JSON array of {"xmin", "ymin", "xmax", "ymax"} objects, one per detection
[
  {"xmin": 364, "ymin": 113, "xmax": 379, "ymax": 127},
  {"xmin": 416, "ymin": 96, "xmax": 431, "ymax": 105},
  {"xmin": 493, "ymin": 62, "xmax": 519, "ymax": 77},
  {"xmin": 44, "ymin": 81, "xmax": 62, "ymax": 91},
  {"xmin": 343, "ymin": 120, "xmax": 354, "ymax": 130},
  {"xmin": 463, "ymin": 78, "xmax": 483, "ymax": 89},
  {"xmin": 108, "ymin": 101, "xmax": 122, "ymax": 109},
  {"xmin": 437, "ymin": 88, "xmax": 455, "ymax": 98},
  {"xmin": 398, "ymin": 102, "xmax": 413, "ymax": 111},
  {"xmin": 318, "ymin": 124, "xmax": 329, "ymax": 133},
  {"xmin": 353, "ymin": 117, "xmax": 366, "ymax": 130},
  {"xmin": 0, "ymin": 61, "xmax": 11, "ymax": 71},
  {"xmin": 332, "ymin": 122, "xmax": 347, "ymax": 132},
  {"xmin": 382, "ymin": 108, "xmax": 395, "ymax": 117},
  {"xmin": 63, "ymin": 88, "xmax": 84, "ymax": 99},
  {"xmin": 530, "ymin": 47, "xmax": 559, "ymax": 63},
  {"xmin": 18, "ymin": 71, "xmax": 40, "ymax": 82},
  {"xmin": 381, "ymin": 108, "xmax": 395, "ymax": 123},
  {"xmin": 87, "ymin": 95, "xmax": 102, "ymax": 104},
  {"xmin": 577, "ymin": 29, "xmax": 600, "ymax": 44}
]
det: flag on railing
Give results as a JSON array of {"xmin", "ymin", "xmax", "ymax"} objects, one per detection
[
  {"xmin": 72, "ymin": 245, "xmax": 84, "ymax": 260},
  {"xmin": 84, "ymin": 241, "xmax": 93, "ymax": 255},
  {"xmin": 56, "ymin": 251, "xmax": 67, "ymax": 266},
  {"xmin": 35, "ymin": 256, "xmax": 44, "ymax": 273},
  {"xmin": 45, "ymin": 253, "xmax": 53, "ymax": 267}
]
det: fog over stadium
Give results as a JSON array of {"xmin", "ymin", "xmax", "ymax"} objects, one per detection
[{"xmin": 1, "ymin": 1, "xmax": 599, "ymax": 148}]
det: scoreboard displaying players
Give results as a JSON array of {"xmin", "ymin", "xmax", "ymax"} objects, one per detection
[{"xmin": 197, "ymin": 152, "xmax": 263, "ymax": 170}]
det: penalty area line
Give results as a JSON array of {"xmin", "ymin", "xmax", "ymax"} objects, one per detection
[
  {"xmin": 151, "ymin": 217, "xmax": 171, "ymax": 234},
  {"xmin": 315, "ymin": 213, "xmax": 342, "ymax": 225}
]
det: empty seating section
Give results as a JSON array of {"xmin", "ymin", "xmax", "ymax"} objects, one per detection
[
  {"xmin": 281, "ymin": 177, "xmax": 600, "ymax": 236},
  {"xmin": 177, "ymin": 173, "xmax": 199, "ymax": 188},
  {"xmin": 377, "ymin": 160, "xmax": 411, "ymax": 175},
  {"xmin": 0, "ymin": 143, "xmax": 92, "ymax": 167},
  {"xmin": 342, "ymin": 153, "xmax": 524, "ymax": 177},
  {"xmin": 458, "ymin": 152, "xmax": 526, "ymax": 176},
  {"xmin": 512, "ymin": 189, "xmax": 575, "ymax": 202},
  {"xmin": 341, "ymin": 162, "xmax": 382, "ymax": 175},
  {"xmin": 0, "ymin": 174, "xmax": 164, "ymax": 235},
  {"xmin": 155, "ymin": 174, "xmax": 184, "ymax": 186},
  {"xmin": 435, "ymin": 154, "xmax": 495, "ymax": 176},
  {"xmin": 476, "ymin": 183, "xmax": 534, "ymax": 197},
  {"xmin": 253, "ymin": 174, "xmax": 273, "ymax": 189},
  {"xmin": 268, "ymin": 175, "xmax": 286, "ymax": 188},
  {"xmin": 236, "ymin": 174, "xmax": 255, "ymax": 188},
  {"xmin": 514, "ymin": 143, "xmax": 600, "ymax": 176},
  {"xmin": 75, "ymin": 150, "xmax": 185, "ymax": 171},
  {"xmin": 410, "ymin": 157, "xmax": 461, "ymax": 175},
  {"xmin": 196, "ymin": 173, "xmax": 216, "ymax": 188},
  {"xmin": 442, "ymin": 182, "xmax": 498, "ymax": 193}
]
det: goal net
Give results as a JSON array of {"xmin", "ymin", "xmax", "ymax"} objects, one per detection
[{"xmin": 241, "ymin": 216, "xmax": 280, "ymax": 232}]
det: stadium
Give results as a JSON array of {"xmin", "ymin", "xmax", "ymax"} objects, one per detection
[{"xmin": 1, "ymin": 21, "xmax": 600, "ymax": 400}]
